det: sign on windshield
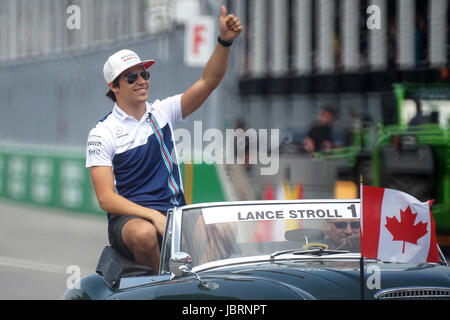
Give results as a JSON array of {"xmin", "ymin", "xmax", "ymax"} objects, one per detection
[{"xmin": 202, "ymin": 201, "xmax": 360, "ymax": 225}]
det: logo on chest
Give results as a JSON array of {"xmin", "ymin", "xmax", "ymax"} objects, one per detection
[
  {"xmin": 146, "ymin": 112, "xmax": 152, "ymax": 124},
  {"xmin": 115, "ymin": 126, "xmax": 129, "ymax": 139}
]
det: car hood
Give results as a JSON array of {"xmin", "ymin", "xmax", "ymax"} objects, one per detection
[
  {"xmin": 189, "ymin": 258, "xmax": 450, "ymax": 300},
  {"xmin": 72, "ymin": 257, "xmax": 450, "ymax": 300}
]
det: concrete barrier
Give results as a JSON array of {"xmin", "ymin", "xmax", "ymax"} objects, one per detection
[{"xmin": 0, "ymin": 144, "xmax": 102, "ymax": 215}]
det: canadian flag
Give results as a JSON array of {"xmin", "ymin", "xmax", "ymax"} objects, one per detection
[{"xmin": 361, "ymin": 185, "xmax": 439, "ymax": 263}]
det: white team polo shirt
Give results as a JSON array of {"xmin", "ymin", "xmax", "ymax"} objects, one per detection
[{"xmin": 86, "ymin": 94, "xmax": 186, "ymax": 214}]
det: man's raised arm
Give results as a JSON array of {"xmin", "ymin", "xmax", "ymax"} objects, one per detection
[{"xmin": 181, "ymin": 5, "xmax": 242, "ymax": 118}]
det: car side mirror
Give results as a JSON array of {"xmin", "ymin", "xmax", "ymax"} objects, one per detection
[
  {"xmin": 169, "ymin": 252, "xmax": 193, "ymax": 277},
  {"xmin": 169, "ymin": 252, "xmax": 217, "ymax": 290}
]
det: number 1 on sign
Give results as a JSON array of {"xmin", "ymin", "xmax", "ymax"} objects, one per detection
[{"xmin": 347, "ymin": 204, "xmax": 357, "ymax": 218}]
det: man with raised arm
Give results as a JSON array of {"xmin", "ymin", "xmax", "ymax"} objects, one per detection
[{"xmin": 86, "ymin": 6, "xmax": 242, "ymax": 273}]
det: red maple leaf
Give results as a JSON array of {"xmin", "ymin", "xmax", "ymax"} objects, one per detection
[{"xmin": 384, "ymin": 206, "xmax": 428, "ymax": 254}]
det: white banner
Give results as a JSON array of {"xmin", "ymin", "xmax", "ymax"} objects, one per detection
[
  {"xmin": 202, "ymin": 201, "xmax": 360, "ymax": 225},
  {"xmin": 184, "ymin": 16, "xmax": 215, "ymax": 67}
]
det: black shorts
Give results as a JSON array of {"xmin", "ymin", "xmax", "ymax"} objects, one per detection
[{"xmin": 108, "ymin": 214, "xmax": 164, "ymax": 262}]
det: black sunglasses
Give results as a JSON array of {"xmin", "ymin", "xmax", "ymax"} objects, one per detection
[
  {"xmin": 123, "ymin": 70, "xmax": 150, "ymax": 84},
  {"xmin": 333, "ymin": 221, "xmax": 360, "ymax": 229}
]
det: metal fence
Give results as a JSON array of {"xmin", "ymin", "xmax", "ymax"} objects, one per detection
[
  {"xmin": 0, "ymin": 0, "xmax": 247, "ymax": 149},
  {"xmin": 0, "ymin": 0, "xmax": 147, "ymax": 61},
  {"xmin": 0, "ymin": 30, "xmax": 220, "ymax": 148},
  {"xmin": 3, "ymin": 0, "xmax": 441, "ymax": 211},
  {"xmin": 0, "ymin": 0, "xmax": 222, "ymax": 62},
  {"xmin": 1, "ymin": 0, "xmax": 448, "ymax": 149}
]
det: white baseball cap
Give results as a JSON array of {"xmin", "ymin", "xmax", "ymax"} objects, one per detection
[{"xmin": 103, "ymin": 49, "xmax": 155, "ymax": 84}]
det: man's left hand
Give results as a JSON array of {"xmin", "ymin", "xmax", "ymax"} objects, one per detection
[{"xmin": 219, "ymin": 5, "xmax": 242, "ymax": 42}]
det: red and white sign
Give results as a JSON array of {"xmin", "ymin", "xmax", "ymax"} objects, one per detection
[
  {"xmin": 361, "ymin": 185, "xmax": 439, "ymax": 263},
  {"xmin": 184, "ymin": 16, "xmax": 215, "ymax": 67}
]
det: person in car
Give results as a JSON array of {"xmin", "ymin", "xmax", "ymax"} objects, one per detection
[
  {"xmin": 324, "ymin": 220, "xmax": 361, "ymax": 251},
  {"xmin": 86, "ymin": 6, "xmax": 242, "ymax": 273}
]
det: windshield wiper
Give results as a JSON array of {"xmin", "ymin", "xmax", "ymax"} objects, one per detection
[{"xmin": 269, "ymin": 248, "xmax": 349, "ymax": 262}]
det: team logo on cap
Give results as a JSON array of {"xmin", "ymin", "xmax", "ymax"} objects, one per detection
[{"xmin": 121, "ymin": 53, "xmax": 139, "ymax": 65}]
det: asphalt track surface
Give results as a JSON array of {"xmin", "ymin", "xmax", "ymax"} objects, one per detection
[{"xmin": 0, "ymin": 200, "xmax": 108, "ymax": 300}]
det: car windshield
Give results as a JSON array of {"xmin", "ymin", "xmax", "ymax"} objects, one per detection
[{"xmin": 179, "ymin": 202, "xmax": 361, "ymax": 267}]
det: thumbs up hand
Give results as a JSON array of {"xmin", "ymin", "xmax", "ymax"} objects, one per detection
[{"xmin": 219, "ymin": 5, "xmax": 242, "ymax": 42}]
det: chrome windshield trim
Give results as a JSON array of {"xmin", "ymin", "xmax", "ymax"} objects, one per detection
[
  {"xmin": 178, "ymin": 199, "xmax": 360, "ymax": 211},
  {"xmin": 192, "ymin": 253, "xmax": 362, "ymax": 273},
  {"xmin": 171, "ymin": 206, "xmax": 183, "ymax": 256}
]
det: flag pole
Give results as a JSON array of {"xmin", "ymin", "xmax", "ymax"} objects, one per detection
[{"xmin": 359, "ymin": 175, "xmax": 365, "ymax": 300}]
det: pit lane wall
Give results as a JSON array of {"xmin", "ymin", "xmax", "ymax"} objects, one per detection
[{"xmin": 0, "ymin": 145, "xmax": 227, "ymax": 215}]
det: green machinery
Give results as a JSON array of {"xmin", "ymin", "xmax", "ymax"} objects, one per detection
[{"xmin": 321, "ymin": 83, "xmax": 450, "ymax": 238}]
